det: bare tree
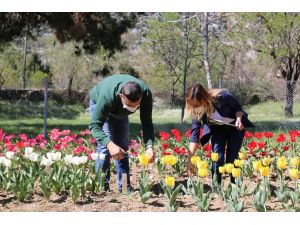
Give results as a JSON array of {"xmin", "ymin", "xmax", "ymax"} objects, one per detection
[{"xmin": 145, "ymin": 12, "xmax": 203, "ymax": 121}]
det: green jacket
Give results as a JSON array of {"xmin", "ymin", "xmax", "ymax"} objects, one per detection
[{"xmin": 89, "ymin": 74, "xmax": 154, "ymax": 147}]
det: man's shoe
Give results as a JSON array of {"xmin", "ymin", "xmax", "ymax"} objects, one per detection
[{"xmin": 104, "ymin": 183, "xmax": 110, "ymax": 192}]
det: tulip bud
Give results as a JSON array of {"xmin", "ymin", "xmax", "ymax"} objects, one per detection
[
  {"xmin": 225, "ymin": 163, "xmax": 234, "ymax": 173},
  {"xmin": 3, "ymin": 158, "xmax": 11, "ymax": 167},
  {"xmin": 232, "ymin": 168, "xmax": 241, "ymax": 178},
  {"xmin": 191, "ymin": 156, "xmax": 200, "ymax": 165},
  {"xmin": 289, "ymin": 169, "xmax": 299, "ymax": 180},
  {"xmin": 234, "ymin": 159, "xmax": 244, "ymax": 168},
  {"xmin": 5, "ymin": 151, "xmax": 15, "ymax": 160},
  {"xmin": 198, "ymin": 168, "xmax": 208, "ymax": 178},
  {"xmin": 99, "ymin": 153, "xmax": 106, "ymax": 161},
  {"xmin": 238, "ymin": 151, "xmax": 247, "ymax": 160},
  {"xmin": 262, "ymin": 157, "xmax": 271, "ymax": 166},
  {"xmin": 25, "ymin": 147, "xmax": 34, "ymax": 156},
  {"xmin": 218, "ymin": 166, "xmax": 226, "ymax": 174},
  {"xmin": 29, "ymin": 152, "xmax": 38, "ymax": 162},
  {"xmin": 138, "ymin": 154, "xmax": 150, "ymax": 166},
  {"xmin": 197, "ymin": 160, "xmax": 208, "ymax": 170},
  {"xmin": 259, "ymin": 166, "xmax": 270, "ymax": 177},
  {"xmin": 211, "ymin": 152, "xmax": 218, "ymax": 162},
  {"xmin": 290, "ymin": 157, "xmax": 300, "ymax": 167},
  {"xmin": 253, "ymin": 160, "xmax": 262, "ymax": 171},
  {"xmin": 277, "ymin": 158, "xmax": 288, "ymax": 170},
  {"xmin": 91, "ymin": 153, "xmax": 99, "ymax": 161},
  {"xmin": 165, "ymin": 176, "xmax": 175, "ymax": 188}
]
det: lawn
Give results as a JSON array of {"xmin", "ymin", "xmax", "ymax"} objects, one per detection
[{"xmin": 0, "ymin": 100, "xmax": 299, "ymax": 138}]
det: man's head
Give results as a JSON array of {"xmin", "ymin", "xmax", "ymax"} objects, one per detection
[{"xmin": 119, "ymin": 82, "xmax": 142, "ymax": 112}]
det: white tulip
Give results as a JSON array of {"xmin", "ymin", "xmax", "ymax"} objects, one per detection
[
  {"xmin": 80, "ymin": 156, "xmax": 88, "ymax": 164},
  {"xmin": 71, "ymin": 156, "xmax": 81, "ymax": 166},
  {"xmin": 46, "ymin": 152, "xmax": 53, "ymax": 160},
  {"xmin": 99, "ymin": 153, "xmax": 106, "ymax": 161},
  {"xmin": 0, "ymin": 156, "xmax": 5, "ymax": 164},
  {"xmin": 5, "ymin": 151, "xmax": 15, "ymax": 159},
  {"xmin": 41, "ymin": 156, "xmax": 53, "ymax": 167},
  {"xmin": 28, "ymin": 152, "xmax": 38, "ymax": 162},
  {"xmin": 53, "ymin": 152, "xmax": 62, "ymax": 161},
  {"xmin": 64, "ymin": 155, "xmax": 73, "ymax": 165},
  {"xmin": 91, "ymin": 153, "xmax": 99, "ymax": 161},
  {"xmin": 25, "ymin": 147, "xmax": 33, "ymax": 156},
  {"xmin": 3, "ymin": 158, "xmax": 11, "ymax": 167}
]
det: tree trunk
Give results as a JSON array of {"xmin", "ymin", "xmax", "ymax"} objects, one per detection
[
  {"xmin": 22, "ymin": 17, "xmax": 28, "ymax": 90},
  {"xmin": 181, "ymin": 16, "xmax": 189, "ymax": 122},
  {"xmin": 0, "ymin": 70, "xmax": 5, "ymax": 90},
  {"xmin": 171, "ymin": 77, "xmax": 176, "ymax": 106},
  {"xmin": 284, "ymin": 80, "xmax": 295, "ymax": 117},
  {"xmin": 67, "ymin": 74, "xmax": 74, "ymax": 102},
  {"xmin": 217, "ymin": 73, "xmax": 223, "ymax": 88},
  {"xmin": 181, "ymin": 70, "xmax": 187, "ymax": 122},
  {"xmin": 203, "ymin": 12, "xmax": 213, "ymax": 89}
]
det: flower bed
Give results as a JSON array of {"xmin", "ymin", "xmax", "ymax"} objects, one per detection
[{"xmin": 0, "ymin": 128, "xmax": 300, "ymax": 212}]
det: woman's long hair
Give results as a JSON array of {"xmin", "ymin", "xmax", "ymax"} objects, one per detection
[{"xmin": 183, "ymin": 84, "xmax": 215, "ymax": 121}]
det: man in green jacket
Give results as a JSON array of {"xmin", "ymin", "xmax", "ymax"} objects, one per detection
[{"xmin": 89, "ymin": 74, "xmax": 155, "ymax": 192}]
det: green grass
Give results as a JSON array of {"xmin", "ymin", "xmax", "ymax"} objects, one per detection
[
  {"xmin": 0, "ymin": 100, "xmax": 299, "ymax": 138},
  {"xmin": 245, "ymin": 101, "xmax": 300, "ymax": 132},
  {"xmin": 0, "ymin": 100, "xmax": 89, "ymax": 136}
]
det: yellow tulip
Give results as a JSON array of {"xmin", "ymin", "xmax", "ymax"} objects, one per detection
[
  {"xmin": 278, "ymin": 156, "xmax": 287, "ymax": 161},
  {"xmin": 191, "ymin": 156, "xmax": 200, "ymax": 165},
  {"xmin": 197, "ymin": 160, "xmax": 208, "ymax": 170},
  {"xmin": 238, "ymin": 151, "xmax": 247, "ymax": 160},
  {"xmin": 211, "ymin": 152, "xmax": 219, "ymax": 162},
  {"xmin": 290, "ymin": 157, "xmax": 300, "ymax": 167},
  {"xmin": 259, "ymin": 166, "xmax": 270, "ymax": 177},
  {"xmin": 165, "ymin": 176, "xmax": 175, "ymax": 188},
  {"xmin": 289, "ymin": 169, "xmax": 299, "ymax": 180},
  {"xmin": 232, "ymin": 168, "xmax": 241, "ymax": 178},
  {"xmin": 168, "ymin": 155, "xmax": 177, "ymax": 166},
  {"xmin": 161, "ymin": 155, "xmax": 177, "ymax": 166},
  {"xmin": 277, "ymin": 157, "xmax": 288, "ymax": 170},
  {"xmin": 262, "ymin": 157, "xmax": 271, "ymax": 167},
  {"xmin": 234, "ymin": 159, "xmax": 244, "ymax": 168},
  {"xmin": 253, "ymin": 160, "xmax": 262, "ymax": 171},
  {"xmin": 225, "ymin": 163, "xmax": 234, "ymax": 173},
  {"xmin": 138, "ymin": 154, "xmax": 150, "ymax": 166},
  {"xmin": 198, "ymin": 168, "xmax": 208, "ymax": 178},
  {"xmin": 218, "ymin": 166, "xmax": 226, "ymax": 174}
]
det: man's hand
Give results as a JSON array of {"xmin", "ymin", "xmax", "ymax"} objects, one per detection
[
  {"xmin": 186, "ymin": 160, "xmax": 194, "ymax": 176},
  {"xmin": 145, "ymin": 146, "xmax": 155, "ymax": 163},
  {"xmin": 107, "ymin": 141, "xmax": 126, "ymax": 161}
]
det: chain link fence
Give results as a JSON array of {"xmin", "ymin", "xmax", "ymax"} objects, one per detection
[{"xmin": 147, "ymin": 81, "xmax": 300, "ymax": 135}]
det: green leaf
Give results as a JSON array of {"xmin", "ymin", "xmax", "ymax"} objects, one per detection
[
  {"xmin": 141, "ymin": 192, "xmax": 152, "ymax": 204},
  {"xmin": 235, "ymin": 201, "xmax": 244, "ymax": 212},
  {"xmin": 255, "ymin": 203, "xmax": 267, "ymax": 212}
]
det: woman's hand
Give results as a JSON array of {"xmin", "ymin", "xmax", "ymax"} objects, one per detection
[
  {"xmin": 235, "ymin": 111, "xmax": 244, "ymax": 131},
  {"xmin": 235, "ymin": 117, "xmax": 244, "ymax": 131},
  {"xmin": 186, "ymin": 142, "xmax": 200, "ymax": 176}
]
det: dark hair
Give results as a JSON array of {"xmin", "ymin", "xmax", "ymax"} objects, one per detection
[{"xmin": 121, "ymin": 82, "xmax": 142, "ymax": 102}]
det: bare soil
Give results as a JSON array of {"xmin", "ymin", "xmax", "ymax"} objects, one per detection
[{"xmin": 0, "ymin": 165, "xmax": 290, "ymax": 212}]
